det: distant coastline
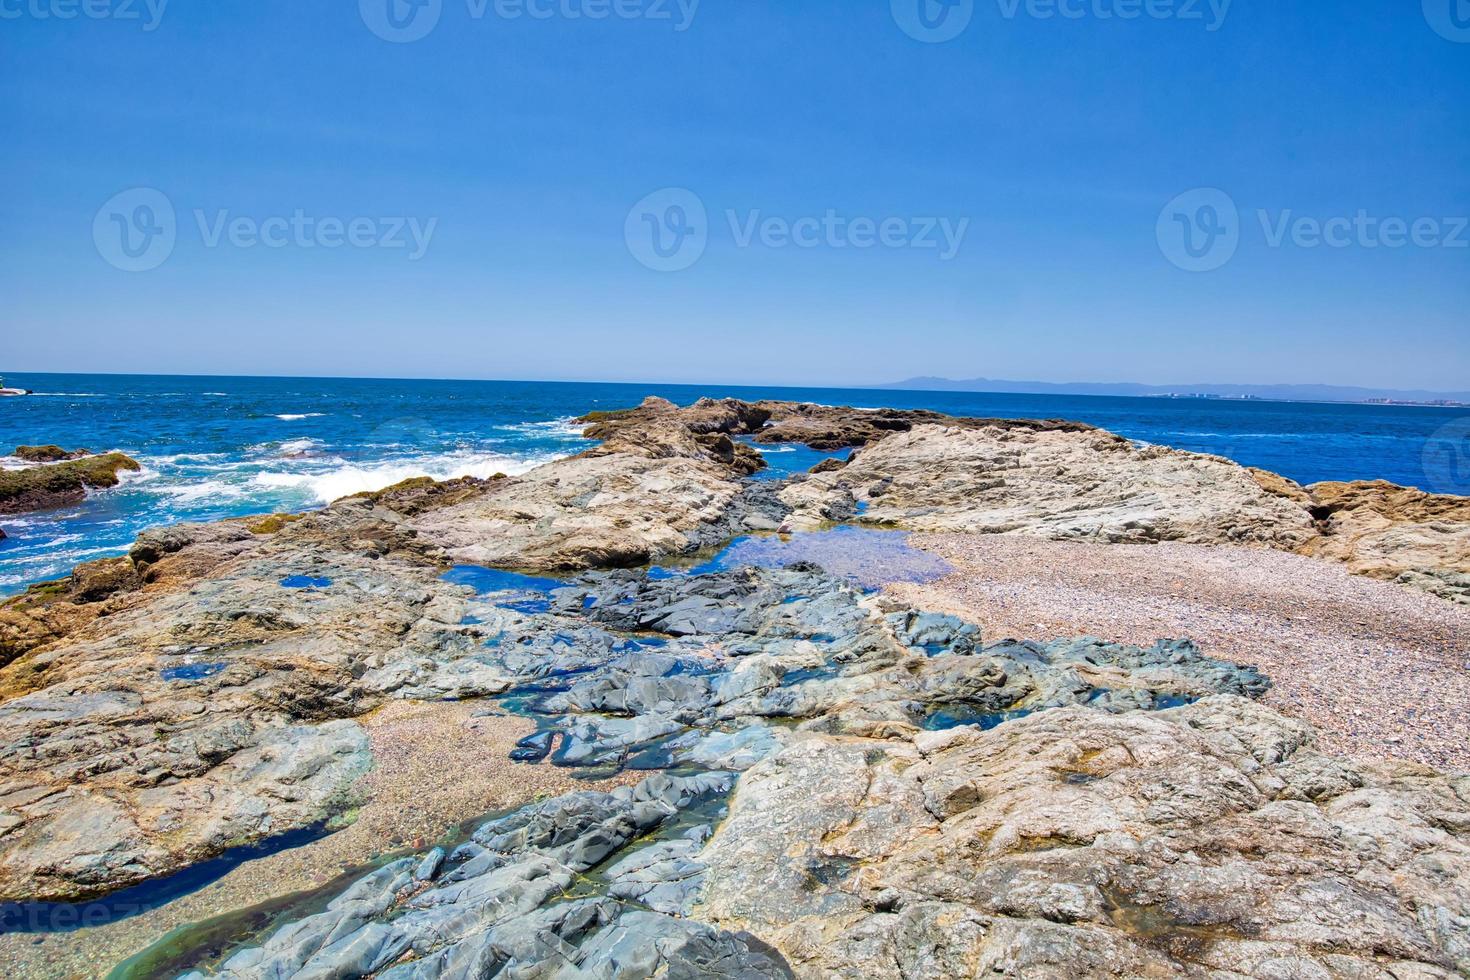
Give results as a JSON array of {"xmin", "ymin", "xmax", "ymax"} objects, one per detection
[{"xmin": 875, "ymin": 376, "xmax": 1470, "ymax": 408}]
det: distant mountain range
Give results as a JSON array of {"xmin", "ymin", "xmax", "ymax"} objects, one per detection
[{"xmin": 874, "ymin": 377, "xmax": 1470, "ymax": 406}]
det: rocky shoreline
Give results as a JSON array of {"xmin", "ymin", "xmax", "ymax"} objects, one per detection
[{"xmin": 0, "ymin": 397, "xmax": 1466, "ymax": 978}]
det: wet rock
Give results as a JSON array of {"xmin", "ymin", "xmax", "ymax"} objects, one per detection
[
  {"xmin": 184, "ymin": 773, "xmax": 770, "ymax": 980},
  {"xmin": 885, "ymin": 609, "xmax": 980, "ymax": 655}
]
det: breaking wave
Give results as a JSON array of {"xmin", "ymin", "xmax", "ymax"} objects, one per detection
[{"xmin": 253, "ymin": 450, "xmax": 550, "ymax": 504}]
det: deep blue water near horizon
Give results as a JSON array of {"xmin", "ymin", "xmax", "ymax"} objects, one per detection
[{"xmin": 0, "ymin": 372, "xmax": 1465, "ymax": 595}]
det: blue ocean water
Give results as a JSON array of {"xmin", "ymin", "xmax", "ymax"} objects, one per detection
[{"xmin": 1, "ymin": 373, "xmax": 1465, "ymax": 595}]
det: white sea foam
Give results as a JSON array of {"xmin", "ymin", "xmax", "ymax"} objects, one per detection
[
  {"xmin": 275, "ymin": 413, "xmax": 327, "ymax": 421},
  {"xmin": 145, "ymin": 452, "xmax": 231, "ymax": 464},
  {"xmin": 158, "ymin": 479, "xmax": 251, "ymax": 504},
  {"xmin": 498, "ymin": 417, "xmax": 587, "ymax": 439},
  {"xmin": 277, "ymin": 438, "xmax": 326, "ymax": 457},
  {"xmin": 252, "ymin": 450, "xmax": 551, "ymax": 504}
]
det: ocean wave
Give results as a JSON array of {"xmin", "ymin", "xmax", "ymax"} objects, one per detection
[
  {"xmin": 156, "ymin": 479, "xmax": 252, "ymax": 504},
  {"xmin": 143, "ymin": 452, "xmax": 231, "ymax": 465},
  {"xmin": 252, "ymin": 450, "xmax": 551, "ymax": 504},
  {"xmin": 497, "ymin": 417, "xmax": 587, "ymax": 439},
  {"xmin": 29, "ymin": 392, "xmax": 105, "ymax": 397},
  {"xmin": 0, "ymin": 544, "xmax": 133, "ymax": 580},
  {"xmin": 114, "ymin": 465, "xmax": 157, "ymax": 487},
  {"xmin": 274, "ymin": 413, "xmax": 327, "ymax": 421},
  {"xmin": 277, "ymin": 438, "xmax": 327, "ymax": 457}
]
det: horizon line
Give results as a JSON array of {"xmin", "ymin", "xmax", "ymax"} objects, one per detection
[{"xmin": 2, "ymin": 369, "xmax": 1466, "ymax": 411}]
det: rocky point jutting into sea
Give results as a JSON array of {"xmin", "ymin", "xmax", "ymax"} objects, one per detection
[{"xmin": 0, "ymin": 397, "xmax": 1467, "ymax": 979}]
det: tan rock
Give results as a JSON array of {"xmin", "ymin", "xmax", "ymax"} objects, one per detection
[
  {"xmin": 1302, "ymin": 481, "xmax": 1470, "ymax": 605},
  {"xmin": 779, "ymin": 423, "xmax": 1320, "ymax": 549},
  {"xmin": 697, "ymin": 697, "xmax": 1470, "ymax": 978}
]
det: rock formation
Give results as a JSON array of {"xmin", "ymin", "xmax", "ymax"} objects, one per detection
[
  {"xmin": 777, "ymin": 422, "xmax": 1322, "ymax": 549},
  {"xmin": 1301, "ymin": 481, "xmax": 1470, "ymax": 605},
  {"xmin": 0, "ymin": 448, "xmax": 141, "ymax": 514},
  {"xmin": 0, "ymin": 397, "xmax": 1465, "ymax": 978},
  {"xmin": 697, "ymin": 698, "xmax": 1470, "ymax": 978}
]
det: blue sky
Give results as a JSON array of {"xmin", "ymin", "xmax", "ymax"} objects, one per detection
[{"xmin": 2, "ymin": 0, "xmax": 1467, "ymax": 388}]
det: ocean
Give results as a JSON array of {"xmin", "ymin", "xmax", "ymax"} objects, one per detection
[{"xmin": 1, "ymin": 372, "xmax": 1465, "ymax": 595}]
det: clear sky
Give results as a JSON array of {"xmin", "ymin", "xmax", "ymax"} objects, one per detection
[{"xmin": 2, "ymin": 0, "xmax": 1467, "ymax": 388}]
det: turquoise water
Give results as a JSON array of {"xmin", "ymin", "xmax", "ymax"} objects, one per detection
[{"xmin": 1, "ymin": 372, "xmax": 1464, "ymax": 595}]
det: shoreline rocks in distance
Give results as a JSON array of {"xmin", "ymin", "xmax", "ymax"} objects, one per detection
[{"xmin": 0, "ymin": 447, "xmax": 142, "ymax": 515}]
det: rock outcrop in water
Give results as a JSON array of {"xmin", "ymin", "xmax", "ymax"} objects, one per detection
[
  {"xmin": 0, "ymin": 396, "xmax": 1466, "ymax": 978},
  {"xmin": 0, "ymin": 449, "xmax": 141, "ymax": 515}
]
